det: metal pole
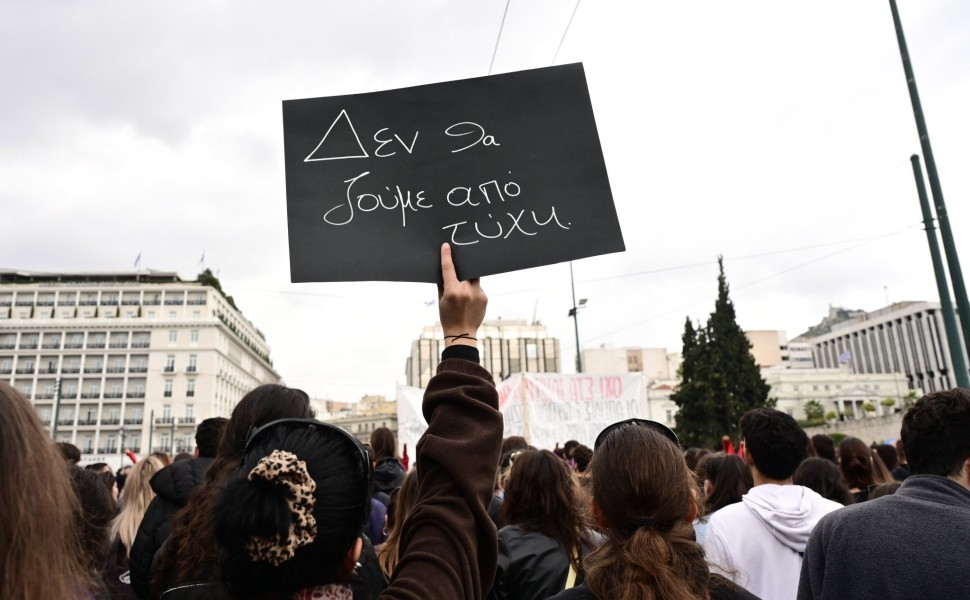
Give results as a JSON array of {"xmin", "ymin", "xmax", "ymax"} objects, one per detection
[
  {"xmin": 890, "ymin": 0, "xmax": 970, "ymax": 363},
  {"xmin": 148, "ymin": 410, "xmax": 154, "ymax": 454},
  {"xmin": 569, "ymin": 261, "xmax": 582, "ymax": 373},
  {"xmin": 912, "ymin": 155, "xmax": 968, "ymax": 388},
  {"xmin": 51, "ymin": 377, "xmax": 62, "ymax": 440}
]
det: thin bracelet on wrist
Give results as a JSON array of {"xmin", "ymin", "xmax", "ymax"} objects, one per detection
[{"xmin": 444, "ymin": 333, "xmax": 477, "ymax": 342}]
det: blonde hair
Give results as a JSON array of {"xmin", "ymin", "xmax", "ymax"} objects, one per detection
[{"xmin": 110, "ymin": 455, "xmax": 164, "ymax": 555}]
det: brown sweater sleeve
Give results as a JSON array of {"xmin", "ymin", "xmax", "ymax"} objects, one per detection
[{"xmin": 380, "ymin": 358, "xmax": 503, "ymax": 600}]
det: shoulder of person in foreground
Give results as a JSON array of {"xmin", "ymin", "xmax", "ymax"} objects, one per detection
[{"xmin": 381, "ymin": 244, "xmax": 502, "ymax": 600}]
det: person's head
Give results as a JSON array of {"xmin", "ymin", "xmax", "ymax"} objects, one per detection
[
  {"xmin": 583, "ymin": 421, "xmax": 709, "ymax": 600},
  {"xmin": 872, "ymin": 444, "xmax": 898, "ymax": 471},
  {"xmin": 501, "ymin": 435, "xmax": 529, "ymax": 457},
  {"xmin": 57, "ymin": 442, "xmax": 81, "ymax": 465},
  {"xmin": 378, "ymin": 469, "xmax": 421, "ymax": 579},
  {"xmin": 86, "ymin": 462, "xmax": 111, "ymax": 474},
  {"xmin": 151, "ymin": 451, "xmax": 173, "ymax": 467},
  {"xmin": 0, "ymin": 383, "xmax": 98, "ymax": 598},
  {"xmin": 839, "ymin": 437, "xmax": 875, "ymax": 489},
  {"xmin": 683, "ymin": 447, "xmax": 711, "ymax": 474},
  {"xmin": 212, "ymin": 419, "xmax": 371, "ymax": 597},
  {"xmin": 869, "ymin": 447, "xmax": 894, "ymax": 484},
  {"xmin": 572, "ymin": 444, "xmax": 593, "ymax": 473},
  {"xmin": 98, "ymin": 470, "xmax": 119, "ymax": 503},
  {"xmin": 68, "ymin": 466, "xmax": 116, "ymax": 572},
  {"xmin": 161, "ymin": 384, "xmax": 314, "ymax": 588},
  {"xmin": 698, "ymin": 453, "xmax": 753, "ymax": 514},
  {"xmin": 563, "ymin": 440, "xmax": 580, "ymax": 458},
  {"xmin": 811, "ymin": 434, "xmax": 837, "ymax": 463},
  {"xmin": 369, "ymin": 427, "xmax": 397, "ymax": 462},
  {"xmin": 740, "ymin": 408, "xmax": 809, "ymax": 482},
  {"xmin": 793, "ymin": 457, "xmax": 854, "ymax": 505},
  {"xmin": 196, "ymin": 417, "xmax": 228, "ymax": 459},
  {"xmin": 901, "ymin": 389, "xmax": 970, "ymax": 484},
  {"xmin": 173, "ymin": 452, "xmax": 194, "ymax": 463},
  {"xmin": 501, "ymin": 449, "xmax": 589, "ymax": 572},
  {"xmin": 110, "ymin": 455, "xmax": 165, "ymax": 555}
]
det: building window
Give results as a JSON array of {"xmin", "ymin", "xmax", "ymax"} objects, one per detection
[
  {"xmin": 164, "ymin": 381, "xmax": 173, "ymax": 398},
  {"xmin": 165, "ymin": 355, "xmax": 175, "ymax": 372},
  {"xmin": 162, "ymin": 404, "xmax": 171, "ymax": 419},
  {"xmin": 186, "ymin": 404, "xmax": 194, "ymax": 419},
  {"xmin": 169, "ymin": 311, "xmax": 177, "ymax": 320},
  {"xmin": 168, "ymin": 330, "xmax": 177, "ymax": 343},
  {"xmin": 188, "ymin": 355, "xmax": 197, "ymax": 372},
  {"xmin": 665, "ymin": 409, "xmax": 673, "ymax": 424},
  {"xmin": 190, "ymin": 330, "xmax": 199, "ymax": 344},
  {"xmin": 186, "ymin": 380, "xmax": 195, "ymax": 397}
]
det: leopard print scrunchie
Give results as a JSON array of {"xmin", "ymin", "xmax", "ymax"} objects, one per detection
[{"xmin": 245, "ymin": 449, "xmax": 318, "ymax": 566}]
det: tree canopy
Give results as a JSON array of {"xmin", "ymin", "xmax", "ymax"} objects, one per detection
[{"xmin": 671, "ymin": 257, "xmax": 772, "ymax": 448}]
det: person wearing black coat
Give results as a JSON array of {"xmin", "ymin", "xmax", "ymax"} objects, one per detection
[{"xmin": 129, "ymin": 417, "xmax": 226, "ymax": 599}]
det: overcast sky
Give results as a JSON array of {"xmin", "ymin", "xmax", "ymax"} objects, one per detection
[{"xmin": 2, "ymin": 1, "xmax": 968, "ymax": 402}]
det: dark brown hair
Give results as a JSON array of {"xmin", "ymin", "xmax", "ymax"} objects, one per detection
[
  {"xmin": 370, "ymin": 427, "xmax": 397, "ymax": 462},
  {"xmin": 902, "ymin": 389, "xmax": 970, "ymax": 476},
  {"xmin": 153, "ymin": 384, "xmax": 312, "ymax": 595},
  {"xmin": 0, "ymin": 382, "xmax": 97, "ymax": 599},
  {"xmin": 698, "ymin": 453, "xmax": 752, "ymax": 514},
  {"xmin": 793, "ymin": 457, "xmax": 854, "ymax": 505},
  {"xmin": 500, "ymin": 450, "xmax": 592, "ymax": 573},
  {"xmin": 584, "ymin": 424, "xmax": 712, "ymax": 600},
  {"xmin": 839, "ymin": 437, "xmax": 875, "ymax": 490}
]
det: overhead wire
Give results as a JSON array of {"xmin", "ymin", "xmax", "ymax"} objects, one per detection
[{"xmin": 489, "ymin": 0, "xmax": 512, "ymax": 75}]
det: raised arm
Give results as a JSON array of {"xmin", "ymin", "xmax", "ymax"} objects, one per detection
[{"xmin": 381, "ymin": 244, "xmax": 503, "ymax": 600}]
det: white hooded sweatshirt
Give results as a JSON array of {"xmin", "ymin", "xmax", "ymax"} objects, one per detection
[{"xmin": 701, "ymin": 484, "xmax": 842, "ymax": 600}]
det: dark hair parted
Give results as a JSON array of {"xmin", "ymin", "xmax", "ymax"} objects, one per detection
[
  {"xmin": 195, "ymin": 417, "xmax": 228, "ymax": 459},
  {"xmin": 212, "ymin": 425, "xmax": 369, "ymax": 597},
  {"xmin": 901, "ymin": 389, "xmax": 970, "ymax": 477},
  {"xmin": 154, "ymin": 384, "xmax": 313, "ymax": 594},
  {"xmin": 584, "ymin": 424, "xmax": 713, "ymax": 600},
  {"xmin": 572, "ymin": 444, "xmax": 593, "ymax": 473},
  {"xmin": 839, "ymin": 437, "xmax": 875, "ymax": 490},
  {"xmin": 793, "ymin": 457, "xmax": 854, "ymax": 506},
  {"xmin": 698, "ymin": 454, "xmax": 752, "ymax": 514},
  {"xmin": 57, "ymin": 442, "xmax": 82, "ymax": 465},
  {"xmin": 739, "ymin": 408, "xmax": 808, "ymax": 480},
  {"xmin": 0, "ymin": 383, "xmax": 98, "ymax": 599},
  {"xmin": 369, "ymin": 427, "xmax": 398, "ymax": 462},
  {"xmin": 500, "ymin": 450, "xmax": 592, "ymax": 573}
]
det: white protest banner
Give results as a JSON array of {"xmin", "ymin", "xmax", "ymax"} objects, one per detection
[
  {"xmin": 395, "ymin": 384, "xmax": 427, "ymax": 462},
  {"xmin": 497, "ymin": 372, "xmax": 646, "ymax": 450}
]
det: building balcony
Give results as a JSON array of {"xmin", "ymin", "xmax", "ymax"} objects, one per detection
[
  {"xmin": 36, "ymin": 300, "xmax": 55, "ymax": 306},
  {"xmin": 106, "ymin": 367, "xmax": 126, "ymax": 373},
  {"xmin": 131, "ymin": 342, "xmax": 150, "ymax": 348},
  {"xmin": 76, "ymin": 418, "xmax": 98, "ymax": 426},
  {"xmin": 164, "ymin": 299, "xmax": 184, "ymax": 305},
  {"xmin": 19, "ymin": 344, "xmax": 38, "ymax": 350},
  {"xmin": 83, "ymin": 367, "xmax": 103, "ymax": 374},
  {"xmin": 61, "ymin": 391, "xmax": 78, "ymax": 400},
  {"xmin": 163, "ymin": 391, "xmax": 172, "ymax": 397},
  {"xmin": 34, "ymin": 393, "xmax": 55, "ymax": 400},
  {"xmin": 126, "ymin": 391, "xmax": 146, "ymax": 399},
  {"xmin": 109, "ymin": 342, "xmax": 128, "ymax": 349},
  {"xmin": 187, "ymin": 299, "xmax": 207, "ymax": 305},
  {"xmin": 186, "ymin": 390, "xmax": 195, "ymax": 397},
  {"xmin": 79, "ymin": 300, "xmax": 98, "ymax": 306},
  {"xmin": 152, "ymin": 446, "xmax": 171, "ymax": 453},
  {"xmin": 0, "ymin": 368, "xmax": 11, "ymax": 375},
  {"xmin": 57, "ymin": 418, "xmax": 75, "ymax": 425},
  {"xmin": 15, "ymin": 368, "xmax": 35, "ymax": 374},
  {"xmin": 80, "ymin": 392, "xmax": 101, "ymax": 399},
  {"xmin": 39, "ymin": 418, "xmax": 51, "ymax": 426},
  {"xmin": 57, "ymin": 301, "xmax": 76, "ymax": 307},
  {"xmin": 181, "ymin": 416, "xmax": 196, "ymax": 424},
  {"xmin": 124, "ymin": 418, "xmax": 143, "ymax": 425},
  {"xmin": 0, "ymin": 343, "xmax": 15, "ymax": 349},
  {"xmin": 186, "ymin": 366, "xmax": 197, "ymax": 373},
  {"xmin": 129, "ymin": 366, "xmax": 147, "ymax": 373},
  {"xmin": 14, "ymin": 300, "xmax": 34, "ymax": 307},
  {"xmin": 122, "ymin": 299, "xmax": 140, "ymax": 306},
  {"xmin": 64, "ymin": 343, "xmax": 83, "ymax": 349},
  {"xmin": 81, "ymin": 447, "xmax": 94, "ymax": 455},
  {"xmin": 163, "ymin": 366, "xmax": 175, "ymax": 373},
  {"xmin": 62, "ymin": 367, "xmax": 81, "ymax": 373},
  {"xmin": 101, "ymin": 299, "xmax": 119, "ymax": 306},
  {"xmin": 128, "ymin": 446, "xmax": 141, "ymax": 453},
  {"xmin": 101, "ymin": 419, "xmax": 120, "ymax": 426},
  {"xmin": 103, "ymin": 392, "xmax": 123, "ymax": 399},
  {"xmin": 143, "ymin": 300, "xmax": 161, "ymax": 306},
  {"xmin": 87, "ymin": 343, "xmax": 105, "ymax": 349},
  {"xmin": 41, "ymin": 343, "xmax": 61, "ymax": 349},
  {"xmin": 97, "ymin": 447, "xmax": 118, "ymax": 454},
  {"xmin": 0, "ymin": 301, "xmax": 11, "ymax": 307},
  {"xmin": 156, "ymin": 416, "xmax": 175, "ymax": 424},
  {"xmin": 42, "ymin": 367, "xmax": 58, "ymax": 374}
]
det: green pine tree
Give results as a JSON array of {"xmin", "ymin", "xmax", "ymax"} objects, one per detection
[{"xmin": 671, "ymin": 257, "xmax": 772, "ymax": 448}]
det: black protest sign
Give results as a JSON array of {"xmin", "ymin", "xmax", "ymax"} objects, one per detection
[{"xmin": 282, "ymin": 63, "xmax": 624, "ymax": 283}]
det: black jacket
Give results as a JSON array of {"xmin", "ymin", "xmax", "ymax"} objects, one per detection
[
  {"xmin": 549, "ymin": 576, "xmax": 761, "ymax": 600},
  {"xmin": 489, "ymin": 525, "xmax": 592, "ymax": 600},
  {"xmin": 129, "ymin": 457, "xmax": 213, "ymax": 599}
]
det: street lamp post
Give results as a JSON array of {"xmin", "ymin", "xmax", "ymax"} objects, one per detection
[
  {"xmin": 119, "ymin": 426, "xmax": 127, "ymax": 470},
  {"xmin": 567, "ymin": 261, "xmax": 587, "ymax": 373}
]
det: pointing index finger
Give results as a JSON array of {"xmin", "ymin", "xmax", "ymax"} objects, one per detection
[{"xmin": 440, "ymin": 242, "xmax": 459, "ymax": 290}]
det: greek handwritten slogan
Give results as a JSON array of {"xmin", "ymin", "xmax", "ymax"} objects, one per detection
[{"xmin": 283, "ymin": 63, "xmax": 625, "ymax": 283}]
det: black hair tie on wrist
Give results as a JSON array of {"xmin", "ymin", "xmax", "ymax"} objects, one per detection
[
  {"xmin": 444, "ymin": 333, "xmax": 477, "ymax": 342},
  {"xmin": 634, "ymin": 517, "xmax": 673, "ymax": 532}
]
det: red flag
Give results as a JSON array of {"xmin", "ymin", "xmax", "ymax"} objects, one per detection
[
  {"xmin": 721, "ymin": 435, "xmax": 736, "ymax": 455},
  {"xmin": 125, "ymin": 450, "xmax": 138, "ymax": 464},
  {"xmin": 401, "ymin": 443, "xmax": 410, "ymax": 471}
]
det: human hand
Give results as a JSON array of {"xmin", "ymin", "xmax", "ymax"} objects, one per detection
[{"xmin": 437, "ymin": 243, "xmax": 486, "ymax": 347}]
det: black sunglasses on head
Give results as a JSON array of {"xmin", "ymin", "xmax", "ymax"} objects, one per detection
[
  {"xmin": 594, "ymin": 418, "xmax": 680, "ymax": 451},
  {"xmin": 243, "ymin": 418, "xmax": 373, "ymax": 485}
]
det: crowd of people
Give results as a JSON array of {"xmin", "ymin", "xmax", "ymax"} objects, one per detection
[{"xmin": 2, "ymin": 244, "xmax": 969, "ymax": 600}]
